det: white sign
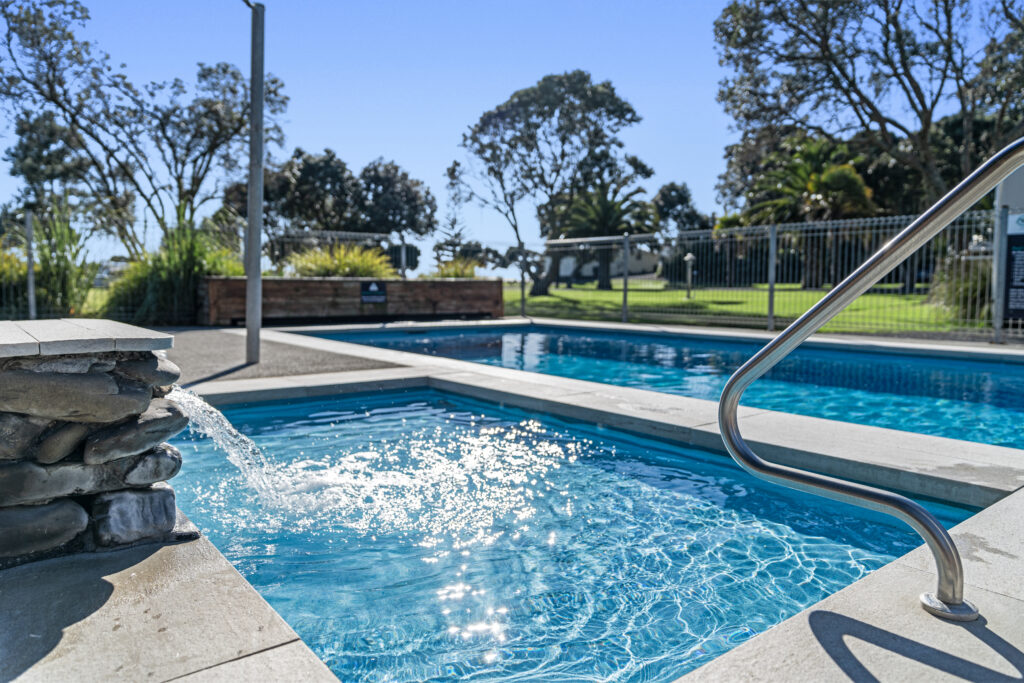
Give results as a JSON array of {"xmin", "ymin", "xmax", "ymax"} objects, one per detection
[{"xmin": 1009, "ymin": 213, "xmax": 1024, "ymax": 236}]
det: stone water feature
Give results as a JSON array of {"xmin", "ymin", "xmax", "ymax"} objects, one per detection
[{"xmin": 0, "ymin": 319, "xmax": 197, "ymax": 568}]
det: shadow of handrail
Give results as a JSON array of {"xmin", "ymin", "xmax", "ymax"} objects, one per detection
[{"xmin": 808, "ymin": 611, "xmax": 1024, "ymax": 682}]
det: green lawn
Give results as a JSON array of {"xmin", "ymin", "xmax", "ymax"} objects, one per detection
[{"xmin": 503, "ymin": 279, "xmax": 973, "ymax": 334}]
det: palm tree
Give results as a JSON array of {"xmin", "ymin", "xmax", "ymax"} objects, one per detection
[
  {"xmin": 563, "ymin": 182, "xmax": 655, "ymax": 290},
  {"xmin": 747, "ymin": 139, "xmax": 876, "ymax": 288}
]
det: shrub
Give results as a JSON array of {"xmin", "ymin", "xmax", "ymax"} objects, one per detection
[
  {"xmin": 0, "ymin": 249, "xmax": 28, "ymax": 318},
  {"xmin": 287, "ymin": 244, "xmax": 397, "ymax": 278},
  {"xmin": 430, "ymin": 257, "xmax": 478, "ymax": 278},
  {"xmin": 102, "ymin": 226, "xmax": 243, "ymax": 324},
  {"xmin": 35, "ymin": 208, "xmax": 99, "ymax": 316},
  {"xmin": 928, "ymin": 254, "xmax": 991, "ymax": 322}
]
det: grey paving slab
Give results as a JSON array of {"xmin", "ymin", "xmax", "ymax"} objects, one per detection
[
  {"xmin": 896, "ymin": 487, "xmax": 1024, "ymax": 601},
  {"xmin": 14, "ymin": 319, "xmax": 116, "ymax": 355},
  {"xmin": 0, "ymin": 536, "xmax": 304, "ymax": 682},
  {"xmin": 165, "ymin": 329, "xmax": 396, "ymax": 385},
  {"xmin": 172, "ymin": 641, "xmax": 338, "ymax": 682},
  {"xmin": 681, "ymin": 561, "xmax": 1024, "ymax": 682},
  {"xmin": 67, "ymin": 318, "xmax": 173, "ymax": 351},
  {"xmin": 0, "ymin": 321, "xmax": 39, "ymax": 357},
  {"xmin": 193, "ymin": 366, "xmax": 432, "ymax": 406}
]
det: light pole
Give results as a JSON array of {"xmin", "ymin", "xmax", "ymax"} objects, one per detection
[{"xmin": 243, "ymin": 1, "xmax": 264, "ymax": 364}]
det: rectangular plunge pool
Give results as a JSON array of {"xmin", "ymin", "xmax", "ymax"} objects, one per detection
[{"xmin": 172, "ymin": 389, "xmax": 969, "ymax": 682}]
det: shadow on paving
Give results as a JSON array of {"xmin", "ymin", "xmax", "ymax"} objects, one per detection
[
  {"xmin": 809, "ymin": 611, "xmax": 1024, "ymax": 682},
  {"xmin": 0, "ymin": 545, "xmax": 160, "ymax": 682}
]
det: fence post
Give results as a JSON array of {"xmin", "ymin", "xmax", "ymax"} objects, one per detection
[
  {"xmin": 25, "ymin": 209, "xmax": 36, "ymax": 320},
  {"xmin": 621, "ymin": 233, "xmax": 630, "ymax": 323},
  {"xmin": 993, "ymin": 206, "xmax": 1009, "ymax": 343},
  {"xmin": 399, "ymin": 241, "xmax": 408, "ymax": 279},
  {"xmin": 767, "ymin": 224, "xmax": 777, "ymax": 332},
  {"xmin": 518, "ymin": 241, "xmax": 526, "ymax": 317}
]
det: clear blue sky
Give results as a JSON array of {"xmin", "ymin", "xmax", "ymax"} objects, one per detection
[{"xmin": 0, "ymin": 0, "xmax": 735, "ymax": 262}]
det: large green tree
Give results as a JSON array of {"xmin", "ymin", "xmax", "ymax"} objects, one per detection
[
  {"xmin": 715, "ymin": 0, "xmax": 1024, "ymax": 209},
  {"xmin": 0, "ymin": 0, "xmax": 288, "ymax": 258},
  {"xmin": 454, "ymin": 70, "xmax": 650, "ymax": 296}
]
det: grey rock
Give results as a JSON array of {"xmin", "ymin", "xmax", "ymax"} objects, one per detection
[
  {"xmin": 33, "ymin": 422, "xmax": 93, "ymax": 465},
  {"xmin": 0, "ymin": 370, "xmax": 151, "ymax": 423},
  {"xmin": 83, "ymin": 399, "xmax": 188, "ymax": 465},
  {"xmin": 8, "ymin": 355, "xmax": 101, "ymax": 374},
  {"xmin": 0, "ymin": 444, "xmax": 182, "ymax": 506},
  {"xmin": 0, "ymin": 499, "xmax": 88, "ymax": 558},
  {"xmin": 115, "ymin": 355, "xmax": 182, "ymax": 387},
  {"xmin": 125, "ymin": 443, "xmax": 182, "ymax": 485},
  {"xmin": 0, "ymin": 413, "xmax": 52, "ymax": 460},
  {"xmin": 92, "ymin": 483, "xmax": 176, "ymax": 546}
]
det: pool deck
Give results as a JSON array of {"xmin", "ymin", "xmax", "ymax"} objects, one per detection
[{"xmin": 7, "ymin": 317, "xmax": 1024, "ymax": 681}]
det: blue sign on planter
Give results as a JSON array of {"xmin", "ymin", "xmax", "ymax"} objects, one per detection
[{"xmin": 361, "ymin": 281, "xmax": 387, "ymax": 304}]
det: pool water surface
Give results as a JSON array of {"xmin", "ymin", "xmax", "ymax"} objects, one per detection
[
  {"xmin": 173, "ymin": 389, "xmax": 969, "ymax": 682},
  {"xmin": 312, "ymin": 326, "xmax": 1024, "ymax": 450}
]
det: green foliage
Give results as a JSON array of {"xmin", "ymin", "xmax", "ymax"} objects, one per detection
[
  {"xmin": 287, "ymin": 244, "xmax": 397, "ymax": 278},
  {"xmin": 745, "ymin": 138, "xmax": 876, "ymax": 224},
  {"xmin": 653, "ymin": 182, "xmax": 711, "ymax": 232},
  {"xmin": 431, "ymin": 257, "xmax": 478, "ymax": 279},
  {"xmin": 929, "ymin": 256, "xmax": 992, "ymax": 322},
  {"xmin": 102, "ymin": 226, "xmax": 243, "ymax": 324},
  {"xmin": 34, "ymin": 205, "xmax": 98, "ymax": 316},
  {"xmin": 714, "ymin": 0, "xmax": 1024, "ymax": 208},
  {"xmin": 0, "ymin": 249, "xmax": 26, "ymax": 284}
]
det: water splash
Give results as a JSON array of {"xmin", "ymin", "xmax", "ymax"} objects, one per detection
[{"xmin": 168, "ymin": 386, "xmax": 282, "ymax": 505}]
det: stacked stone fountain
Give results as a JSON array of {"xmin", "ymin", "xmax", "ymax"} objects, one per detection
[{"xmin": 0, "ymin": 320, "xmax": 196, "ymax": 568}]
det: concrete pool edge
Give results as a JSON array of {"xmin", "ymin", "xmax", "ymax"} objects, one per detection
[{"xmin": 0, "ymin": 523, "xmax": 337, "ymax": 682}]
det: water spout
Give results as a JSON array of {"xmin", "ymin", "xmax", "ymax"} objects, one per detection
[{"xmin": 169, "ymin": 387, "xmax": 282, "ymax": 505}]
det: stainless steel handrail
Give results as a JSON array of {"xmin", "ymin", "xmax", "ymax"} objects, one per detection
[{"xmin": 718, "ymin": 137, "xmax": 1024, "ymax": 622}]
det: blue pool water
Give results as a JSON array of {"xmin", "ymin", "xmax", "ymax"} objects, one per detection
[
  {"xmin": 315, "ymin": 326, "xmax": 1024, "ymax": 449},
  {"xmin": 173, "ymin": 389, "xmax": 969, "ymax": 682}
]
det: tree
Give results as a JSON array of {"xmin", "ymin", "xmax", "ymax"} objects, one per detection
[
  {"xmin": 280, "ymin": 148, "xmax": 363, "ymax": 232},
  {"xmin": 563, "ymin": 182, "xmax": 658, "ymax": 290},
  {"xmin": 0, "ymin": 1, "xmax": 288, "ymax": 257},
  {"xmin": 455, "ymin": 70, "xmax": 649, "ymax": 297},
  {"xmin": 715, "ymin": 0, "xmax": 1024, "ymax": 208},
  {"xmin": 359, "ymin": 159, "xmax": 438, "ymax": 239},
  {"xmin": 653, "ymin": 182, "xmax": 712, "ymax": 233},
  {"xmin": 745, "ymin": 138, "xmax": 876, "ymax": 289}
]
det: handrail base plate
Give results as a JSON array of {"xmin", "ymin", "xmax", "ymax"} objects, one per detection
[{"xmin": 920, "ymin": 593, "xmax": 979, "ymax": 621}]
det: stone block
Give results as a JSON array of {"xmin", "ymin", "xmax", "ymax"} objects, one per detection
[
  {"xmin": 32, "ymin": 422, "xmax": 93, "ymax": 465},
  {"xmin": 83, "ymin": 399, "xmax": 188, "ymax": 465},
  {"xmin": 92, "ymin": 483, "xmax": 176, "ymax": 546},
  {"xmin": 0, "ymin": 500, "xmax": 88, "ymax": 558},
  {"xmin": 115, "ymin": 354, "xmax": 181, "ymax": 387},
  {"xmin": 0, "ymin": 370, "xmax": 151, "ymax": 423},
  {"xmin": 0, "ymin": 444, "xmax": 182, "ymax": 506},
  {"xmin": 0, "ymin": 413, "xmax": 52, "ymax": 460}
]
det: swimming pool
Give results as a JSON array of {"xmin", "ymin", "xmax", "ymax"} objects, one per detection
[
  {"xmin": 173, "ymin": 389, "xmax": 969, "ymax": 682},
  {"xmin": 311, "ymin": 325, "xmax": 1024, "ymax": 450}
]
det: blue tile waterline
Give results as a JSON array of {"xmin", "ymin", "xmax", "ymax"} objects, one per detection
[
  {"xmin": 310, "ymin": 326, "xmax": 1024, "ymax": 450},
  {"xmin": 172, "ymin": 389, "xmax": 970, "ymax": 682}
]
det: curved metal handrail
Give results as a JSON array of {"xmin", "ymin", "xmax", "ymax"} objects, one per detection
[{"xmin": 719, "ymin": 137, "xmax": 1024, "ymax": 622}]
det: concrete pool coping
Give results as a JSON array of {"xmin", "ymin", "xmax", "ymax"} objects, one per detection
[{"xmin": 189, "ymin": 321, "xmax": 1024, "ymax": 681}]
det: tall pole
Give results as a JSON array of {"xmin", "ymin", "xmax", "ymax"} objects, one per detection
[
  {"xmin": 245, "ymin": 2, "xmax": 265, "ymax": 364},
  {"xmin": 621, "ymin": 233, "xmax": 629, "ymax": 323},
  {"xmin": 25, "ymin": 210, "xmax": 36, "ymax": 320}
]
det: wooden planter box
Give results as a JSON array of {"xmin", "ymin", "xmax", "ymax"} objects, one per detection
[{"xmin": 198, "ymin": 277, "xmax": 504, "ymax": 326}]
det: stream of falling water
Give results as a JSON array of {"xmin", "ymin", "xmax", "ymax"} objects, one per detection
[{"xmin": 168, "ymin": 386, "xmax": 283, "ymax": 505}]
